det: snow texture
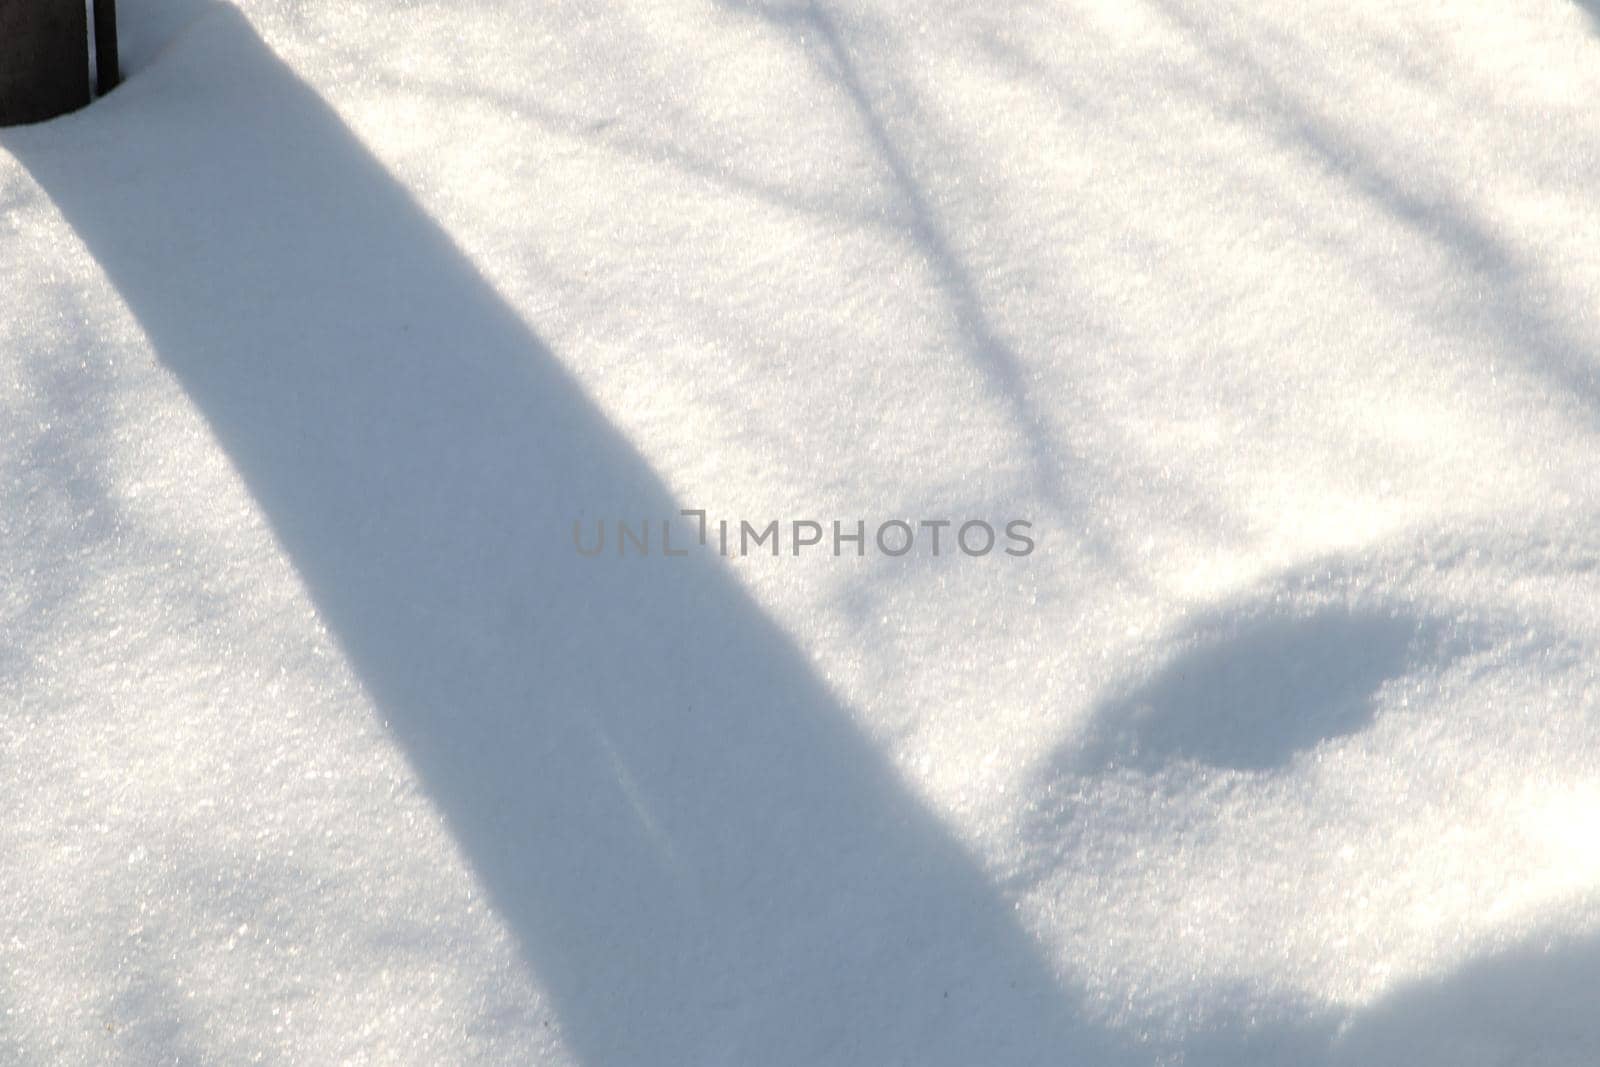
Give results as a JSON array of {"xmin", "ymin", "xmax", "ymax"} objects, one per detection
[{"xmin": 2, "ymin": 0, "xmax": 1600, "ymax": 1063}]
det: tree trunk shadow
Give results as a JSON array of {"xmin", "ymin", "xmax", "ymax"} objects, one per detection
[{"xmin": 3, "ymin": 8, "xmax": 1124, "ymax": 1063}]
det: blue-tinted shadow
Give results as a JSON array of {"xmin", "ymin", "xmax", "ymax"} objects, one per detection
[
  {"xmin": 3, "ymin": 7, "xmax": 1126, "ymax": 1064},
  {"xmin": 1075, "ymin": 608, "xmax": 1440, "ymax": 773}
]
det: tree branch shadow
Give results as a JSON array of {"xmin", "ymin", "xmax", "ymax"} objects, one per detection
[
  {"xmin": 1146, "ymin": 0, "xmax": 1600, "ymax": 425},
  {"xmin": 716, "ymin": 0, "xmax": 1098, "ymax": 519}
]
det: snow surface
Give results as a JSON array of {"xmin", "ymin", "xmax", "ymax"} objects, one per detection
[{"xmin": 3, "ymin": 0, "xmax": 1600, "ymax": 1062}]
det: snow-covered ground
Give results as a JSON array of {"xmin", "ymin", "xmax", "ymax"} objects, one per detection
[{"xmin": 3, "ymin": 0, "xmax": 1599, "ymax": 1062}]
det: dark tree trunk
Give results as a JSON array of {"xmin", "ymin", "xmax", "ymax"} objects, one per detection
[
  {"xmin": 93, "ymin": 0, "xmax": 118, "ymax": 95},
  {"xmin": 0, "ymin": 0, "xmax": 90, "ymax": 126}
]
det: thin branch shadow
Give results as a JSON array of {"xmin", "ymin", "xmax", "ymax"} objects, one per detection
[
  {"xmin": 348, "ymin": 69, "xmax": 906, "ymax": 235},
  {"xmin": 717, "ymin": 0, "xmax": 1092, "ymax": 516},
  {"xmin": 2, "ymin": 7, "xmax": 1127, "ymax": 1064},
  {"xmin": 1148, "ymin": 0, "xmax": 1600, "ymax": 423}
]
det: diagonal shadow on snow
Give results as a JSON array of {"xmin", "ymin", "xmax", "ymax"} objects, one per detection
[{"xmin": 2, "ymin": 7, "xmax": 1131, "ymax": 1064}]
